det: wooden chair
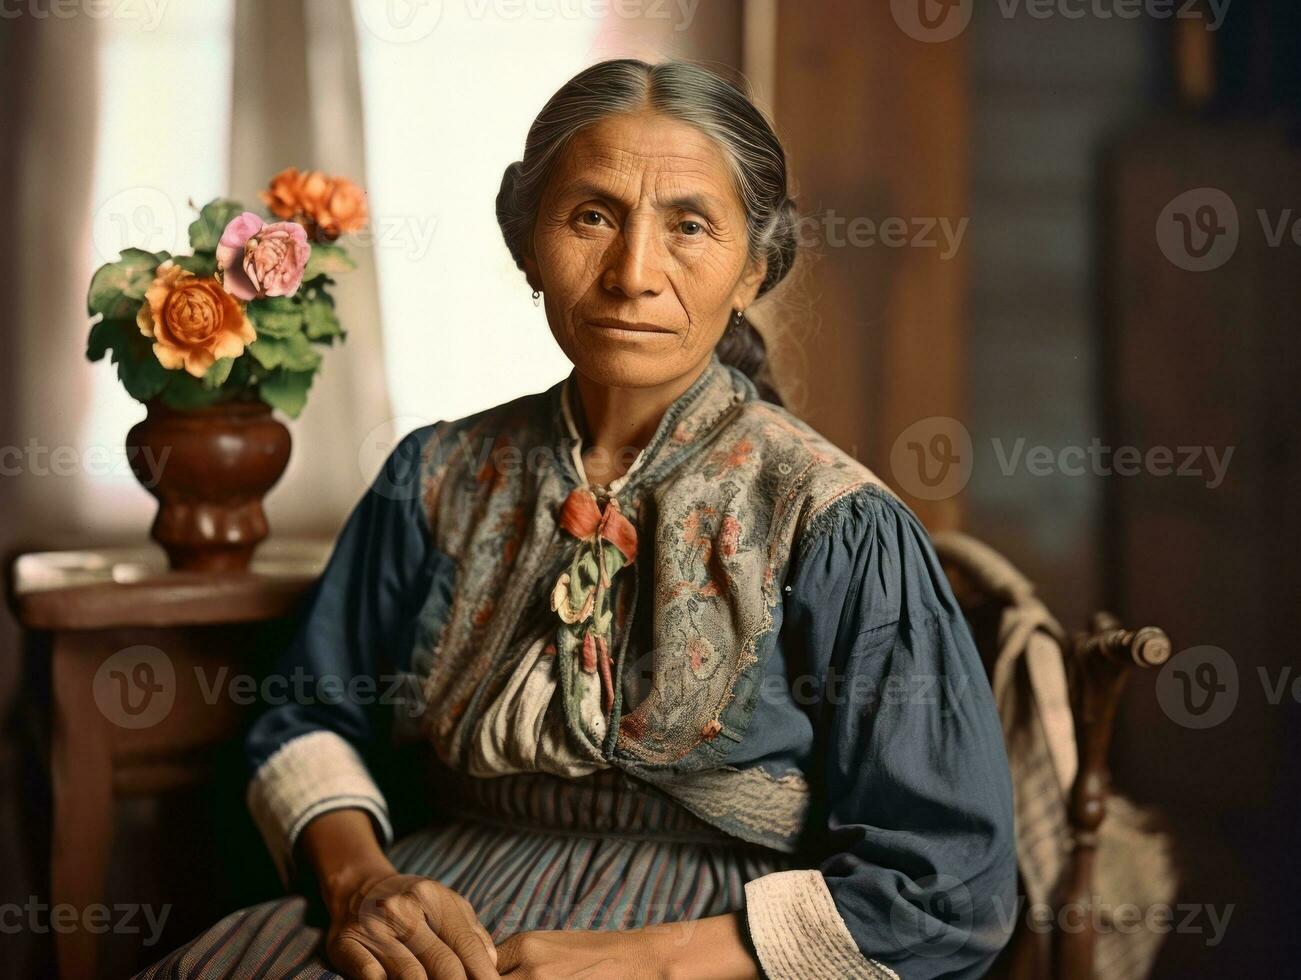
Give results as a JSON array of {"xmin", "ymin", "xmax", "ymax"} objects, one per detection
[{"xmin": 932, "ymin": 531, "xmax": 1173, "ymax": 980}]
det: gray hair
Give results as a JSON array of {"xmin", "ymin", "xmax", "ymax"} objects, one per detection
[{"xmin": 495, "ymin": 58, "xmax": 799, "ymax": 403}]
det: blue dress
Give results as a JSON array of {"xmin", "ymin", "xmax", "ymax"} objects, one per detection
[{"xmin": 138, "ymin": 355, "xmax": 1016, "ymax": 980}]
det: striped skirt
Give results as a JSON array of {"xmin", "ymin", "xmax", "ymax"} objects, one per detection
[{"xmin": 135, "ymin": 765, "xmax": 799, "ymax": 979}]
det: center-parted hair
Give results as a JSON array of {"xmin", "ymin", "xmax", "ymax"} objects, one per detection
[{"xmin": 495, "ymin": 58, "xmax": 800, "ymax": 404}]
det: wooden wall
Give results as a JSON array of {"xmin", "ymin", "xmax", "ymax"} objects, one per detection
[{"xmin": 763, "ymin": 0, "xmax": 970, "ymax": 532}]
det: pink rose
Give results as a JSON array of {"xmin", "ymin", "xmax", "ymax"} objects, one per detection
[{"xmin": 216, "ymin": 212, "xmax": 311, "ymax": 300}]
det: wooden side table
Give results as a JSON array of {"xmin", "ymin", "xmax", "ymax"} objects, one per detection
[{"xmin": 7, "ymin": 539, "xmax": 330, "ymax": 980}]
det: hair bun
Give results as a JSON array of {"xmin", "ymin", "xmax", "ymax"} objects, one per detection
[
  {"xmin": 757, "ymin": 196, "xmax": 800, "ymax": 297},
  {"xmin": 495, "ymin": 161, "xmax": 528, "ymax": 269}
]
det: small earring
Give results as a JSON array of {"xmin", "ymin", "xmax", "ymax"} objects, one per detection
[
  {"xmin": 532, "ymin": 289, "xmax": 542, "ymax": 307},
  {"xmin": 731, "ymin": 309, "xmax": 745, "ymax": 329}
]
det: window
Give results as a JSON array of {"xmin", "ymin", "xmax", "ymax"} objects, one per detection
[
  {"xmin": 353, "ymin": 1, "xmax": 603, "ymax": 426},
  {"xmin": 80, "ymin": 1, "xmax": 235, "ymax": 531}
]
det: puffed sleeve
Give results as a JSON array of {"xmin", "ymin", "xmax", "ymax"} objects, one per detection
[
  {"xmin": 743, "ymin": 486, "xmax": 1017, "ymax": 980},
  {"xmin": 245, "ymin": 424, "xmax": 449, "ymax": 883}
]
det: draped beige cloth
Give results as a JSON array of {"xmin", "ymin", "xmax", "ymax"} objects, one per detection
[
  {"xmin": 6, "ymin": 12, "xmax": 103, "ymax": 550},
  {"xmin": 933, "ymin": 531, "xmax": 1179, "ymax": 980}
]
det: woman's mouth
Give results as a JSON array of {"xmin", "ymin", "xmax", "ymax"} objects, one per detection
[{"xmin": 585, "ymin": 317, "xmax": 675, "ymax": 338}]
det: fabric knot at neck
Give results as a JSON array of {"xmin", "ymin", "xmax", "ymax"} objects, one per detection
[{"xmin": 557, "ymin": 486, "xmax": 638, "ymax": 563}]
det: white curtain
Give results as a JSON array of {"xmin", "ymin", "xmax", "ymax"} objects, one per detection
[{"xmin": 230, "ymin": 0, "xmax": 397, "ymax": 533}]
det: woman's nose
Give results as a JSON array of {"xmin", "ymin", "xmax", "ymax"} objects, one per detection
[{"xmin": 601, "ymin": 221, "xmax": 665, "ymax": 298}]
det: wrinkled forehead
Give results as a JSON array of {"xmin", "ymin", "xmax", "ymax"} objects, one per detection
[{"xmin": 545, "ymin": 111, "xmax": 743, "ymax": 212}]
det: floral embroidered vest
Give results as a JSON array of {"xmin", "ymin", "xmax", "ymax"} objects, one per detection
[{"xmin": 404, "ymin": 353, "xmax": 881, "ymax": 852}]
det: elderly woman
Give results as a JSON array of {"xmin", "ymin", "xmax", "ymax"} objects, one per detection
[{"xmin": 140, "ymin": 59, "xmax": 1016, "ymax": 980}]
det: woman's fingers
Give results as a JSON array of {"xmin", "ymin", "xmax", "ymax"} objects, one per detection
[
  {"xmin": 327, "ymin": 935, "xmax": 387, "ymax": 980},
  {"xmin": 452, "ymin": 895, "xmax": 498, "ymax": 969},
  {"xmin": 360, "ymin": 931, "xmax": 435, "ymax": 980},
  {"xmin": 418, "ymin": 883, "xmax": 498, "ymax": 980},
  {"xmin": 404, "ymin": 920, "xmax": 474, "ymax": 980},
  {"xmin": 436, "ymin": 906, "xmax": 499, "ymax": 980},
  {"xmin": 330, "ymin": 873, "xmax": 501, "ymax": 980}
]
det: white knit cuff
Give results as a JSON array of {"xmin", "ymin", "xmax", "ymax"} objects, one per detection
[
  {"xmin": 744, "ymin": 869, "xmax": 900, "ymax": 980},
  {"xmin": 246, "ymin": 730, "xmax": 393, "ymax": 884}
]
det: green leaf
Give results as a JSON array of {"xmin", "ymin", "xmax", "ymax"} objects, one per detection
[
  {"xmin": 302, "ymin": 243, "xmax": 355, "ymax": 281},
  {"xmin": 188, "ymin": 198, "xmax": 246, "ymax": 253},
  {"xmin": 161, "ymin": 372, "xmax": 226, "ymax": 410},
  {"xmin": 202, "ymin": 357, "xmax": 235, "ymax": 389},
  {"xmin": 86, "ymin": 316, "xmax": 174, "ymax": 401},
  {"xmin": 248, "ymin": 332, "xmax": 322, "ymax": 372},
  {"xmin": 87, "ymin": 254, "xmax": 160, "ymax": 319},
  {"xmin": 116, "ymin": 336, "xmax": 173, "ymax": 402},
  {"xmin": 246, "ymin": 296, "xmax": 305, "ymax": 339},
  {"xmin": 250, "ymin": 295, "xmax": 299, "ymax": 313},
  {"xmin": 250, "ymin": 310, "xmax": 304, "ymax": 339},
  {"xmin": 302, "ymin": 296, "xmax": 343, "ymax": 340},
  {"xmin": 87, "ymin": 317, "xmax": 130, "ymax": 362},
  {"xmin": 118, "ymin": 247, "xmax": 169, "ymax": 271},
  {"xmin": 171, "ymin": 252, "xmax": 218, "ymax": 277},
  {"xmin": 259, "ymin": 369, "xmax": 314, "ymax": 419},
  {"xmin": 225, "ymin": 354, "xmax": 254, "ymax": 391}
]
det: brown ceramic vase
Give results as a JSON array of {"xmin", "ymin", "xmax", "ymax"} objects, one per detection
[{"xmin": 126, "ymin": 399, "xmax": 292, "ymax": 572}]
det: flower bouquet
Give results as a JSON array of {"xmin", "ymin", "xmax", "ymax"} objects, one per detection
[{"xmin": 85, "ymin": 168, "xmax": 368, "ymax": 571}]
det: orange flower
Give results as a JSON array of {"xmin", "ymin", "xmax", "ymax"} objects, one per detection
[
  {"xmin": 260, "ymin": 167, "xmax": 368, "ymax": 241},
  {"xmin": 316, "ymin": 175, "xmax": 368, "ymax": 240},
  {"xmin": 136, "ymin": 260, "xmax": 256, "ymax": 377},
  {"xmin": 260, "ymin": 168, "xmax": 307, "ymax": 221}
]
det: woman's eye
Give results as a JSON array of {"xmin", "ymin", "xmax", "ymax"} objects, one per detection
[
  {"xmin": 578, "ymin": 210, "xmax": 607, "ymax": 227},
  {"xmin": 679, "ymin": 220, "xmax": 704, "ymax": 236}
]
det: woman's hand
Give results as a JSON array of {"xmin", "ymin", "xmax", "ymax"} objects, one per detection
[
  {"xmin": 494, "ymin": 912, "xmax": 761, "ymax": 980},
  {"xmin": 324, "ymin": 869, "xmax": 500, "ymax": 980},
  {"xmin": 299, "ymin": 808, "xmax": 498, "ymax": 979}
]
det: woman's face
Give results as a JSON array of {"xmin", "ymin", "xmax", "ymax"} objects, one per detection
[{"xmin": 523, "ymin": 110, "xmax": 767, "ymax": 391}]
